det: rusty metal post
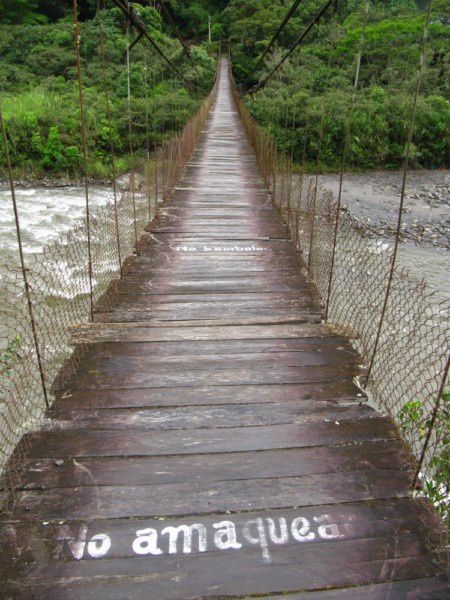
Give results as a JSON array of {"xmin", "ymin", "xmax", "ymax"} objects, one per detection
[
  {"xmin": 73, "ymin": 0, "xmax": 94, "ymax": 321},
  {"xmin": 98, "ymin": 2, "xmax": 123, "ymax": 276},
  {"xmin": 365, "ymin": 0, "xmax": 433, "ymax": 386},
  {"xmin": 126, "ymin": 23, "xmax": 138, "ymax": 246},
  {"xmin": 0, "ymin": 107, "xmax": 49, "ymax": 409},
  {"xmin": 412, "ymin": 354, "xmax": 449, "ymax": 489},
  {"xmin": 143, "ymin": 54, "xmax": 152, "ymax": 222},
  {"xmin": 325, "ymin": 0, "xmax": 370, "ymax": 321}
]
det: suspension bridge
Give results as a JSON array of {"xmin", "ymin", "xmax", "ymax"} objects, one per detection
[
  {"xmin": 0, "ymin": 55, "xmax": 447, "ymax": 599},
  {"xmin": 1, "ymin": 0, "xmax": 449, "ymax": 598}
]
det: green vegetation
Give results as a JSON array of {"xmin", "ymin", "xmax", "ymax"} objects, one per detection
[
  {"xmin": 400, "ymin": 389, "xmax": 450, "ymax": 522},
  {"xmin": 0, "ymin": 1, "xmax": 218, "ymax": 179},
  {"xmin": 225, "ymin": 0, "xmax": 450, "ymax": 170},
  {"xmin": 1, "ymin": 1, "xmax": 449, "ymax": 177}
]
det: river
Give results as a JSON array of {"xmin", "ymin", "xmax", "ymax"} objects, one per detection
[{"xmin": 1, "ymin": 171, "xmax": 448, "ymax": 303}]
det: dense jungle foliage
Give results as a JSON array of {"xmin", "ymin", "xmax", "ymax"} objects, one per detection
[
  {"xmin": 227, "ymin": 0, "xmax": 450, "ymax": 170},
  {"xmin": 0, "ymin": 0, "xmax": 449, "ymax": 177},
  {"xmin": 0, "ymin": 1, "xmax": 219, "ymax": 178}
]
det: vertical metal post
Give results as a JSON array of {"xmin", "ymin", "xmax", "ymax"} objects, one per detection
[
  {"xmin": 143, "ymin": 54, "xmax": 152, "ymax": 222},
  {"xmin": 307, "ymin": 37, "xmax": 335, "ymax": 273},
  {"xmin": 73, "ymin": 0, "xmax": 94, "ymax": 321},
  {"xmin": 98, "ymin": 1, "xmax": 123, "ymax": 276},
  {"xmin": 0, "ymin": 107, "xmax": 49, "ymax": 409},
  {"xmin": 325, "ymin": 0, "xmax": 370, "ymax": 321},
  {"xmin": 126, "ymin": 22, "xmax": 138, "ymax": 246},
  {"xmin": 365, "ymin": 0, "xmax": 433, "ymax": 385},
  {"xmin": 412, "ymin": 354, "xmax": 449, "ymax": 489}
]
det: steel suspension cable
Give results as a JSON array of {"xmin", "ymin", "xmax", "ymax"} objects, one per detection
[
  {"xmin": 98, "ymin": 2, "xmax": 123, "ymax": 276},
  {"xmin": 252, "ymin": 0, "xmax": 336, "ymax": 93},
  {"xmin": 295, "ymin": 73, "xmax": 315, "ymax": 250},
  {"xmin": 143, "ymin": 53, "xmax": 153, "ymax": 222},
  {"xmin": 111, "ymin": 0, "xmax": 198, "ymax": 92},
  {"xmin": 72, "ymin": 0, "xmax": 94, "ymax": 321},
  {"xmin": 254, "ymin": 0, "xmax": 306, "ymax": 71},
  {"xmin": 324, "ymin": 0, "xmax": 370, "ymax": 321},
  {"xmin": 159, "ymin": 0, "xmax": 201, "ymax": 74},
  {"xmin": 0, "ymin": 107, "xmax": 49, "ymax": 409},
  {"xmin": 365, "ymin": 0, "xmax": 434, "ymax": 386},
  {"xmin": 307, "ymin": 19, "xmax": 339, "ymax": 273},
  {"xmin": 126, "ymin": 25, "xmax": 138, "ymax": 246}
]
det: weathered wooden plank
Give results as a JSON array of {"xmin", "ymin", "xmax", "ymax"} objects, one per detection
[
  {"xmin": 70, "ymin": 322, "xmax": 334, "ymax": 344},
  {"xmin": 43, "ymin": 403, "xmax": 373, "ymax": 432},
  {"xmin": 55, "ymin": 381, "xmax": 363, "ymax": 409},
  {"xmin": 2, "ymin": 499, "xmax": 432, "ymax": 562},
  {"xmin": 76, "ymin": 336, "xmax": 358, "ymax": 358},
  {"xmin": 19, "ymin": 441, "xmax": 406, "ymax": 489},
  {"xmin": 65, "ymin": 364, "xmax": 357, "ymax": 390},
  {"xmin": 247, "ymin": 578, "xmax": 450, "ymax": 599},
  {"xmin": 11, "ymin": 468, "xmax": 412, "ymax": 521},
  {"xmin": 97, "ymin": 307, "xmax": 322, "ymax": 324},
  {"xmin": 2, "ymin": 541, "xmax": 437, "ymax": 600},
  {"xmin": 24, "ymin": 418, "xmax": 397, "ymax": 459}
]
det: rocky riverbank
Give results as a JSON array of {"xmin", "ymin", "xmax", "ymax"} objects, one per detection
[{"xmin": 317, "ymin": 169, "xmax": 450, "ymax": 249}]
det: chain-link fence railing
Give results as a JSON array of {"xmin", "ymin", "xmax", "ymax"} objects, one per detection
[
  {"xmin": 232, "ymin": 80, "xmax": 449, "ymax": 567},
  {"xmin": 0, "ymin": 74, "xmax": 217, "ymax": 508}
]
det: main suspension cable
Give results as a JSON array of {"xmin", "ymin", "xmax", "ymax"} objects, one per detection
[
  {"xmin": 325, "ymin": 0, "xmax": 370, "ymax": 321},
  {"xmin": 365, "ymin": 0, "xmax": 434, "ymax": 386},
  {"xmin": 126, "ymin": 24, "xmax": 138, "ymax": 246},
  {"xmin": 111, "ymin": 0, "xmax": 199, "ymax": 92},
  {"xmin": 251, "ymin": 0, "xmax": 336, "ymax": 93},
  {"xmin": 254, "ymin": 0, "xmax": 306, "ymax": 71},
  {"xmin": 160, "ymin": 0, "xmax": 201, "ymax": 75},
  {"xmin": 98, "ymin": 1, "xmax": 123, "ymax": 275},
  {"xmin": 72, "ymin": 0, "xmax": 94, "ymax": 321},
  {"xmin": 0, "ymin": 106, "xmax": 49, "ymax": 409}
]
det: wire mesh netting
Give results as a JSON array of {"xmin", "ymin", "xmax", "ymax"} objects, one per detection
[
  {"xmin": 0, "ymin": 83, "xmax": 216, "ymax": 507},
  {"xmin": 233, "ymin": 84, "xmax": 449, "ymax": 566}
]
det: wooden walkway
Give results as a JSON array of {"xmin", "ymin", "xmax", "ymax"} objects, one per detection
[{"xmin": 1, "ymin": 59, "xmax": 447, "ymax": 599}]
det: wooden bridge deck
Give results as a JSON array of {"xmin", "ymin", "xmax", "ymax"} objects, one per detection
[{"xmin": 1, "ymin": 59, "xmax": 447, "ymax": 599}]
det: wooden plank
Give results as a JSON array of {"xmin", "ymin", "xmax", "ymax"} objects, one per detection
[
  {"xmin": 2, "ymin": 499, "xmax": 432, "ymax": 561},
  {"xmin": 97, "ymin": 307, "xmax": 322, "ymax": 324},
  {"xmin": 24, "ymin": 417, "xmax": 397, "ymax": 459},
  {"xmin": 64, "ymin": 364, "xmax": 357, "ymax": 390},
  {"xmin": 1, "ymin": 540, "xmax": 437, "ymax": 600},
  {"xmin": 20, "ymin": 440, "xmax": 406, "ymax": 489},
  {"xmin": 76, "ymin": 336, "xmax": 359, "ymax": 358},
  {"xmin": 55, "ymin": 381, "xmax": 363, "ymax": 409},
  {"xmin": 247, "ymin": 578, "xmax": 450, "ymax": 599},
  {"xmin": 43, "ymin": 403, "xmax": 374, "ymax": 432},
  {"xmin": 11, "ymin": 469, "xmax": 413, "ymax": 521},
  {"xmin": 70, "ymin": 323, "xmax": 334, "ymax": 344},
  {"xmin": 72, "ymin": 349, "xmax": 360, "ymax": 371}
]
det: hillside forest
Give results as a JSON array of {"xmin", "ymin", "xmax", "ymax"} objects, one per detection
[{"xmin": 0, "ymin": 0, "xmax": 448, "ymax": 178}]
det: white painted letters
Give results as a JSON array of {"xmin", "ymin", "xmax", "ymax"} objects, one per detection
[
  {"xmin": 266, "ymin": 517, "xmax": 289, "ymax": 544},
  {"xmin": 87, "ymin": 533, "xmax": 111, "ymax": 558},
  {"xmin": 132, "ymin": 528, "xmax": 163, "ymax": 556},
  {"xmin": 314, "ymin": 515, "xmax": 343, "ymax": 540},
  {"xmin": 242, "ymin": 517, "xmax": 271, "ymax": 563},
  {"xmin": 161, "ymin": 523, "xmax": 207, "ymax": 554},
  {"xmin": 213, "ymin": 520, "xmax": 242, "ymax": 550},
  {"xmin": 291, "ymin": 517, "xmax": 315, "ymax": 542}
]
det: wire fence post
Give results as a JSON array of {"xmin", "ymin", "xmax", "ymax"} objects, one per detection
[
  {"xmin": 126, "ymin": 23, "xmax": 138, "ymax": 246},
  {"xmin": 98, "ymin": 1, "xmax": 123, "ymax": 276},
  {"xmin": 412, "ymin": 354, "xmax": 450, "ymax": 489},
  {"xmin": 325, "ymin": 0, "xmax": 370, "ymax": 322},
  {"xmin": 73, "ymin": 0, "xmax": 94, "ymax": 321},
  {"xmin": 365, "ymin": 0, "xmax": 433, "ymax": 386},
  {"xmin": 0, "ymin": 108, "xmax": 49, "ymax": 410}
]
